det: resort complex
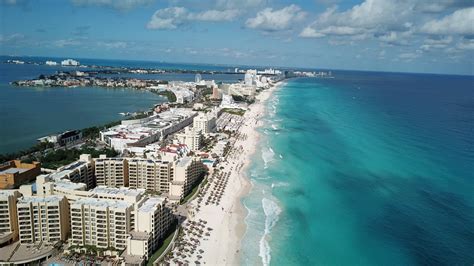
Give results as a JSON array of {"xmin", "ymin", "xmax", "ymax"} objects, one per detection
[{"xmin": 0, "ymin": 67, "xmax": 286, "ymax": 265}]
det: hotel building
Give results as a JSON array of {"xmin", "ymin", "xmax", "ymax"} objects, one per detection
[
  {"xmin": 175, "ymin": 127, "xmax": 203, "ymax": 151},
  {"xmin": 17, "ymin": 195, "xmax": 70, "ymax": 244},
  {"xmin": 170, "ymin": 157, "xmax": 205, "ymax": 201},
  {"xmin": 94, "ymin": 155, "xmax": 129, "ymax": 187},
  {"xmin": 0, "ymin": 190, "xmax": 21, "ymax": 245},
  {"xmin": 100, "ymin": 108, "xmax": 197, "ymax": 152},
  {"xmin": 125, "ymin": 197, "xmax": 173, "ymax": 262},
  {"xmin": 70, "ymin": 198, "xmax": 133, "ymax": 251},
  {"xmin": 48, "ymin": 154, "xmax": 95, "ymax": 189},
  {"xmin": 193, "ymin": 112, "xmax": 217, "ymax": 134},
  {"xmin": 128, "ymin": 158, "xmax": 173, "ymax": 193}
]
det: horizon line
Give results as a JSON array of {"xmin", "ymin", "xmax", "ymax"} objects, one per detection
[{"xmin": 1, "ymin": 54, "xmax": 473, "ymax": 77}]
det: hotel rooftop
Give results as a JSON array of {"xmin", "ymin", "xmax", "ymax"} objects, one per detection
[
  {"xmin": 91, "ymin": 186, "xmax": 145, "ymax": 198},
  {"xmin": 100, "ymin": 108, "xmax": 196, "ymax": 151},
  {"xmin": 53, "ymin": 179, "xmax": 86, "ymax": 191},
  {"xmin": 72, "ymin": 197, "xmax": 133, "ymax": 209},
  {"xmin": 18, "ymin": 195, "xmax": 64, "ymax": 204},
  {"xmin": 138, "ymin": 197, "xmax": 167, "ymax": 213}
]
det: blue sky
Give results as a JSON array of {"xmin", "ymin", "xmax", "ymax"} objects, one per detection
[{"xmin": 0, "ymin": 0, "xmax": 473, "ymax": 75}]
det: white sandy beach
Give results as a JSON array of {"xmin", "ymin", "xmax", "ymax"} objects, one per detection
[{"xmin": 166, "ymin": 82, "xmax": 283, "ymax": 265}]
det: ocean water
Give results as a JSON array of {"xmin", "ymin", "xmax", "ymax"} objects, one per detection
[{"xmin": 242, "ymin": 72, "xmax": 474, "ymax": 265}]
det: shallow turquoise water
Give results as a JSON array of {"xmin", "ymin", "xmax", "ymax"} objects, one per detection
[{"xmin": 242, "ymin": 73, "xmax": 474, "ymax": 265}]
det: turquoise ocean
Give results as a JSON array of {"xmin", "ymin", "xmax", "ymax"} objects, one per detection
[{"xmin": 242, "ymin": 73, "xmax": 474, "ymax": 265}]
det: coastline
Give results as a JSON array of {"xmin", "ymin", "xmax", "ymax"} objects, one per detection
[
  {"xmin": 182, "ymin": 81, "xmax": 284, "ymax": 265},
  {"xmin": 0, "ymin": 85, "xmax": 164, "ymax": 156}
]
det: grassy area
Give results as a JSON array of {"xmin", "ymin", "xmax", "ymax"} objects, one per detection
[
  {"xmin": 146, "ymin": 223, "xmax": 178, "ymax": 266},
  {"xmin": 180, "ymin": 177, "xmax": 203, "ymax": 204},
  {"xmin": 40, "ymin": 146, "xmax": 118, "ymax": 169},
  {"xmin": 0, "ymin": 142, "xmax": 54, "ymax": 164},
  {"xmin": 222, "ymin": 108, "xmax": 246, "ymax": 116},
  {"xmin": 81, "ymin": 120, "xmax": 122, "ymax": 139},
  {"xmin": 153, "ymin": 90, "xmax": 177, "ymax": 102}
]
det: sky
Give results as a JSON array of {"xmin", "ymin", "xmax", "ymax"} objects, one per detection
[{"xmin": 0, "ymin": 0, "xmax": 473, "ymax": 75}]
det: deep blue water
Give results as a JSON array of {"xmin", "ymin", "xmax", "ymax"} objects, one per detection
[{"xmin": 242, "ymin": 72, "xmax": 474, "ymax": 265}]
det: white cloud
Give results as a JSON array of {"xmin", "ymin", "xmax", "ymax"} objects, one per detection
[
  {"xmin": 71, "ymin": 0, "xmax": 154, "ymax": 10},
  {"xmin": 189, "ymin": 9, "xmax": 239, "ymax": 21},
  {"xmin": 216, "ymin": 0, "xmax": 265, "ymax": 9},
  {"xmin": 300, "ymin": 0, "xmax": 414, "ymax": 39},
  {"xmin": 147, "ymin": 7, "xmax": 188, "ymax": 29},
  {"xmin": 0, "ymin": 33, "xmax": 25, "ymax": 43},
  {"xmin": 245, "ymin": 5, "xmax": 306, "ymax": 32},
  {"xmin": 420, "ymin": 7, "xmax": 474, "ymax": 35},
  {"xmin": 420, "ymin": 36, "xmax": 453, "ymax": 51},
  {"xmin": 54, "ymin": 39, "xmax": 82, "ymax": 48},
  {"xmin": 415, "ymin": 0, "xmax": 473, "ymax": 13},
  {"xmin": 378, "ymin": 49, "xmax": 386, "ymax": 59},
  {"xmin": 147, "ymin": 7, "xmax": 239, "ymax": 29},
  {"xmin": 319, "ymin": 26, "xmax": 365, "ymax": 36},
  {"xmin": 456, "ymin": 39, "xmax": 474, "ymax": 50},
  {"xmin": 97, "ymin": 41, "xmax": 128, "ymax": 49},
  {"xmin": 399, "ymin": 50, "xmax": 422, "ymax": 61},
  {"xmin": 300, "ymin": 27, "xmax": 325, "ymax": 38}
]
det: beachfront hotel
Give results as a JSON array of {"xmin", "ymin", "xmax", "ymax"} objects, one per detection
[
  {"xmin": 193, "ymin": 112, "xmax": 217, "ymax": 134},
  {"xmin": 48, "ymin": 154, "xmax": 95, "ymax": 189},
  {"xmin": 70, "ymin": 198, "xmax": 133, "ymax": 251},
  {"xmin": 93, "ymin": 155, "xmax": 205, "ymax": 200},
  {"xmin": 169, "ymin": 156, "xmax": 205, "ymax": 201},
  {"xmin": 0, "ymin": 148, "xmax": 203, "ymax": 263},
  {"xmin": 94, "ymin": 155, "xmax": 129, "ymax": 188},
  {"xmin": 128, "ymin": 158, "xmax": 174, "ymax": 193},
  {"xmin": 125, "ymin": 197, "xmax": 174, "ymax": 262},
  {"xmin": 17, "ymin": 195, "xmax": 70, "ymax": 244},
  {"xmin": 0, "ymin": 190, "xmax": 21, "ymax": 245},
  {"xmin": 175, "ymin": 127, "xmax": 203, "ymax": 151}
]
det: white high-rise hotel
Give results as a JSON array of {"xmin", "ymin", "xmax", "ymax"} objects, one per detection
[
  {"xmin": 0, "ymin": 190, "xmax": 21, "ymax": 245},
  {"xmin": 17, "ymin": 195, "xmax": 70, "ymax": 244},
  {"xmin": 70, "ymin": 198, "xmax": 133, "ymax": 250},
  {"xmin": 128, "ymin": 158, "xmax": 173, "ymax": 192}
]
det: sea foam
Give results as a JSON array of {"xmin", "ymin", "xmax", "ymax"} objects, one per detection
[
  {"xmin": 262, "ymin": 147, "xmax": 275, "ymax": 168},
  {"xmin": 259, "ymin": 198, "xmax": 282, "ymax": 266}
]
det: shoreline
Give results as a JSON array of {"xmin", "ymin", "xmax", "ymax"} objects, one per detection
[
  {"xmin": 233, "ymin": 81, "xmax": 285, "ymax": 264},
  {"xmin": 0, "ymin": 86, "xmax": 166, "ymax": 158},
  {"xmin": 179, "ymin": 81, "xmax": 284, "ymax": 265}
]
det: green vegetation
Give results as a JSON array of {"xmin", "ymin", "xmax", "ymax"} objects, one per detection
[
  {"xmin": 222, "ymin": 108, "xmax": 246, "ymax": 116},
  {"xmin": 146, "ymin": 222, "xmax": 179, "ymax": 266},
  {"xmin": 223, "ymin": 142, "xmax": 232, "ymax": 157},
  {"xmin": 231, "ymin": 94, "xmax": 245, "ymax": 102},
  {"xmin": 180, "ymin": 172, "xmax": 207, "ymax": 204},
  {"xmin": 40, "ymin": 145, "xmax": 118, "ymax": 169},
  {"xmin": 82, "ymin": 120, "xmax": 121, "ymax": 139},
  {"xmin": 180, "ymin": 181, "xmax": 201, "ymax": 204},
  {"xmin": 200, "ymin": 136, "xmax": 216, "ymax": 152},
  {"xmin": 145, "ymin": 190, "xmax": 162, "ymax": 196},
  {"xmin": 153, "ymin": 90, "xmax": 177, "ymax": 102},
  {"xmin": 202, "ymin": 87, "xmax": 213, "ymax": 96},
  {"xmin": 231, "ymin": 94, "xmax": 255, "ymax": 104},
  {"xmin": 0, "ymin": 142, "xmax": 54, "ymax": 164},
  {"xmin": 69, "ymin": 244, "xmax": 116, "ymax": 255}
]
